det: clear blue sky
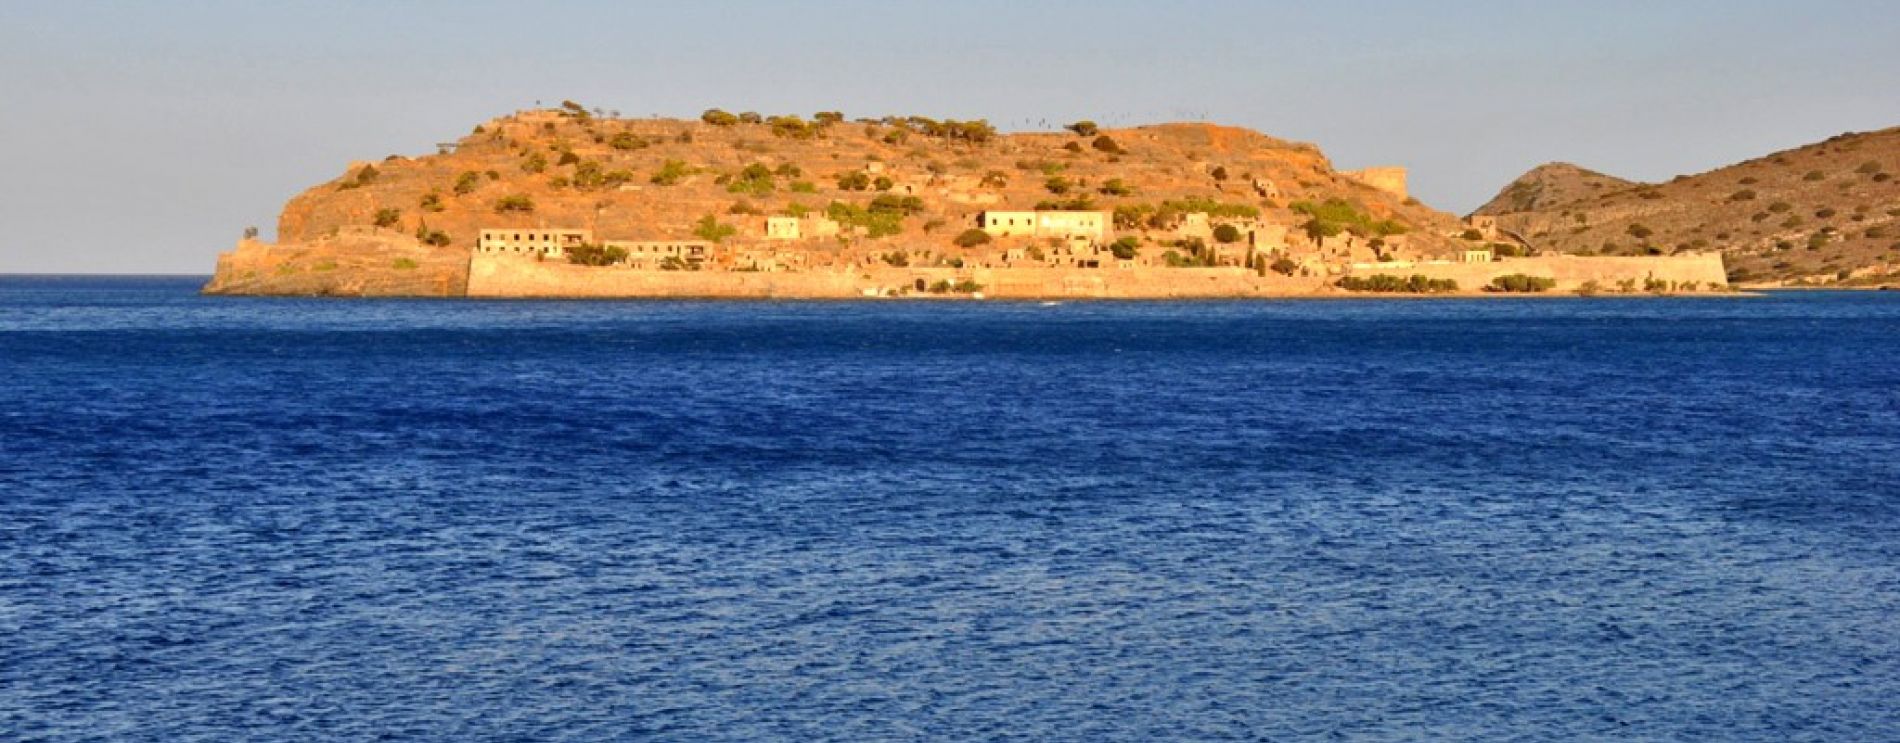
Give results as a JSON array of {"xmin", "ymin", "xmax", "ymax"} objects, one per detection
[{"xmin": 2, "ymin": 0, "xmax": 1896, "ymax": 273}]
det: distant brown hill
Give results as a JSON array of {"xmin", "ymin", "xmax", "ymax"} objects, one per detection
[
  {"xmin": 1473, "ymin": 163, "xmax": 1634, "ymax": 215},
  {"xmin": 1474, "ymin": 128, "xmax": 1900, "ymax": 286}
]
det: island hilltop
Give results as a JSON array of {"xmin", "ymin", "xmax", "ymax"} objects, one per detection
[{"xmin": 206, "ymin": 103, "xmax": 1727, "ymax": 298}]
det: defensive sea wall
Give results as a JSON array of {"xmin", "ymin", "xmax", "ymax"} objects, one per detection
[
  {"xmin": 1346, "ymin": 254, "xmax": 1729, "ymax": 292},
  {"xmin": 469, "ymin": 253, "xmax": 1727, "ymax": 299},
  {"xmin": 205, "ymin": 244, "xmax": 1727, "ymax": 299},
  {"xmin": 203, "ymin": 236, "xmax": 468, "ymax": 297},
  {"xmin": 467, "ymin": 253, "xmax": 1326, "ymax": 299}
]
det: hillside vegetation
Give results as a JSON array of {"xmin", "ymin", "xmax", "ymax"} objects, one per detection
[
  {"xmin": 1475, "ymin": 128, "xmax": 1900, "ymax": 286},
  {"xmin": 268, "ymin": 103, "xmax": 1463, "ymax": 259}
]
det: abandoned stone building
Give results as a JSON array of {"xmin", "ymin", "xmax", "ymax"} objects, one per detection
[
  {"xmin": 977, "ymin": 210, "xmax": 1108, "ymax": 242},
  {"xmin": 765, "ymin": 216, "xmax": 801, "ymax": 240},
  {"xmin": 477, "ymin": 229, "xmax": 593, "ymax": 257},
  {"xmin": 602, "ymin": 240, "xmax": 712, "ymax": 268},
  {"xmin": 764, "ymin": 215, "xmax": 842, "ymax": 241}
]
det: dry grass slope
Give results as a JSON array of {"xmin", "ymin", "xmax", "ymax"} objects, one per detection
[{"xmin": 1475, "ymin": 128, "xmax": 1900, "ymax": 287}]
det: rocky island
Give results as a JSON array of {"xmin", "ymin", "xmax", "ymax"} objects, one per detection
[{"xmin": 205, "ymin": 103, "xmax": 1730, "ymax": 299}]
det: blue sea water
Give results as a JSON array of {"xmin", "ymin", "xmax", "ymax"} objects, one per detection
[{"xmin": 1, "ymin": 276, "xmax": 1898, "ymax": 741}]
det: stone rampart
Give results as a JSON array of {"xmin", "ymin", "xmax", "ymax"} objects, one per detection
[
  {"xmin": 1346, "ymin": 254, "xmax": 1728, "ymax": 291},
  {"xmin": 467, "ymin": 254, "xmax": 1325, "ymax": 299}
]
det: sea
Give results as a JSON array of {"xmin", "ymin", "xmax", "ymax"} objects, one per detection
[{"xmin": 1, "ymin": 276, "xmax": 1897, "ymax": 741}]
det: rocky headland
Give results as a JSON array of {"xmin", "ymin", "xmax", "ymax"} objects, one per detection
[{"xmin": 206, "ymin": 104, "xmax": 1731, "ymax": 299}]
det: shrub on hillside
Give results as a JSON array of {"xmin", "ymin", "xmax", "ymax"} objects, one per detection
[
  {"xmin": 1035, "ymin": 197, "xmax": 1097, "ymax": 211},
  {"xmin": 651, "ymin": 160, "xmax": 691, "ymax": 186},
  {"xmin": 419, "ymin": 193, "xmax": 445, "ymax": 212},
  {"xmin": 827, "ymin": 201, "xmax": 903, "ymax": 238},
  {"xmin": 1270, "ymin": 257, "xmax": 1300, "ymax": 276},
  {"xmin": 493, "ymin": 194, "xmax": 535, "ymax": 213},
  {"xmin": 1109, "ymin": 237, "xmax": 1140, "ymax": 260},
  {"xmin": 1335, "ymin": 274, "xmax": 1459, "ymax": 293},
  {"xmin": 1213, "ymin": 223, "xmax": 1242, "ymax": 244},
  {"xmin": 571, "ymin": 161, "xmax": 606, "ymax": 190},
  {"xmin": 1066, "ymin": 121, "xmax": 1099, "ymax": 137},
  {"xmin": 336, "ymin": 164, "xmax": 379, "ymax": 190},
  {"xmin": 1091, "ymin": 135, "xmax": 1123, "ymax": 154},
  {"xmin": 1290, "ymin": 198, "xmax": 1401, "ymax": 238},
  {"xmin": 870, "ymin": 194, "xmax": 925, "ymax": 216},
  {"xmin": 1099, "ymin": 178, "xmax": 1133, "ymax": 196},
  {"xmin": 1045, "ymin": 176, "xmax": 1073, "ymax": 195},
  {"xmin": 692, "ymin": 215, "xmax": 737, "ymax": 243},
  {"xmin": 726, "ymin": 163, "xmax": 776, "ymax": 196},
  {"xmin": 453, "ymin": 171, "xmax": 483, "ymax": 195},
  {"xmin": 1016, "ymin": 158, "xmax": 1067, "ymax": 175},
  {"xmin": 1486, "ymin": 274, "xmax": 1557, "ymax": 293},
  {"xmin": 768, "ymin": 115, "xmax": 816, "ymax": 139},
  {"xmin": 373, "ymin": 208, "xmax": 402, "ymax": 228},
  {"xmin": 954, "ymin": 229, "xmax": 992, "ymax": 248},
  {"xmin": 1113, "ymin": 204, "xmax": 1155, "ymax": 229},
  {"xmin": 609, "ymin": 132, "xmax": 648, "ymax": 150},
  {"xmin": 566, "ymin": 243, "xmax": 629, "ymax": 267},
  {"xmin": 836, "ymin": 171, "xmax": 872, "ymax": 191},
  {"xmin": 701, "ymin": 109, "xmax": 739, "ymax": 126}
]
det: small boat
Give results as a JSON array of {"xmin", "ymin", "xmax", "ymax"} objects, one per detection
[{"xmin": 1040, "ymin": 301, "xmax": 1061, "ymax": 307}]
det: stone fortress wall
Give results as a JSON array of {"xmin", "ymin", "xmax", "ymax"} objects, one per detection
[
  {"xmin": 1348, "ymin": 254, "xmax": 1730, "ymax": 291},
  {"xmin": 1341, "ymin": 167, "xmax": 1409, "ymax": 200},
  {"xmin": 468, "ymin": 253, "xmax": 1322, "ymax": 299},
  {"xmin": 466, "ymin": 252, "xmax": 1726, "ymax": 299}
]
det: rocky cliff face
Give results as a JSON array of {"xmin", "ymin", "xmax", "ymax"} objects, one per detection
[
  {"xmin": 208, "ymin": 108, "xmax": 1470, "ymax": 296},
  {"xmin": 1475, "ymin": 128, "xmax": 1900, "ymax": 286}
]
